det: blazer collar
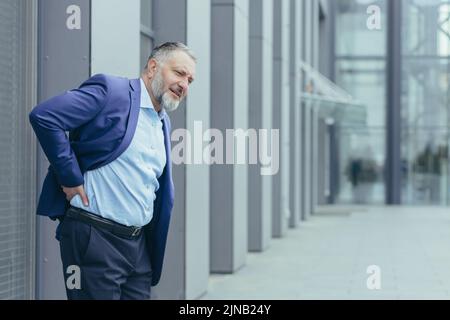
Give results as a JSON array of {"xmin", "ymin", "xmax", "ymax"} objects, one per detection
[{"xmin": 130, "ymin": 78, "xmax": 140, "ymax": 92}]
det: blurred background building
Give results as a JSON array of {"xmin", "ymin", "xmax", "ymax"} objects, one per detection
[{"xmin": 0, "ymin": 0, "xmax": 449, "ymax": 299}]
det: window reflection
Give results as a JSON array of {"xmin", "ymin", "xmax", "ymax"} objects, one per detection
[
  {"xmin": 335, "ymin": 0, "xmax": 387, "ymax": 204},
  {"xmin": 401, "ymin": 0, "xmax": 450, "ymax": 205}
]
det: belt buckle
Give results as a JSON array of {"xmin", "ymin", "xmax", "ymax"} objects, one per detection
[{"xmin": 131, "ymin": 227, "xmax": 141, "ymax": 237}]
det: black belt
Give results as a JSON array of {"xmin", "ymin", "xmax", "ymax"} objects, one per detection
[{"xmin": 66, "ymin": 206, "xmax": 142, "ymax": 238}]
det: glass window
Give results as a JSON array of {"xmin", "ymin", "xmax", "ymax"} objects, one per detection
[
  {"xmin": 141, "ymin": 0, "xmax": 152, "ymax": 30},
  {"xmin": 334, "ymin": 0, "xmax": 387, "ymax": 204},
  {"xmin": 336, "ymin": 59, "xmax": 386, "ymax": 127},
  {"xmin": 336, "ymin": 0, "xmax": 387, "ymax": 57},
  {"xmin": 140, "ymin": 0, "xmax": 154, "ymax": 69},
  {"xmin": 401, "ymin": 0, "xmax": 450, "ymax": 205},
  {"xmin": 336, "ymin": 127, "xmax": 386, "ymax": 204},
  {"xmin": 0, "ymin": 0, "xmax": 36, "ymax": 299}
]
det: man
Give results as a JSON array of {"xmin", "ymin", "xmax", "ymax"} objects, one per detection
[{"xmin": 29, "ymin": 42, "xmax": 196, "ymax": 299}]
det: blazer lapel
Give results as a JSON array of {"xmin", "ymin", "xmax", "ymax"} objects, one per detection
[{"xmin": 96, "ymin": 78, "xmax": 141, "ymax": 168}]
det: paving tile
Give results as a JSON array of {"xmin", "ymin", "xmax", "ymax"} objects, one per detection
[{"xmin": 203, "ymin": 206, "xmax": 450, "ymax": 300}]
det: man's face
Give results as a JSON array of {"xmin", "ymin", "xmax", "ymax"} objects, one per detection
[{"xmin": 150, "ymin": 51, "xmax": 196, "ymax": 112}]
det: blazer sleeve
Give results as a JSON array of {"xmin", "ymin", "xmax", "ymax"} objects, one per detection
[{"xmin": 29, "ymin": 74, "xmax": 110, "ymax": 188}]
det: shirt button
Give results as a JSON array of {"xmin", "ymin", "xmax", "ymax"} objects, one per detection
[{"xmin": 151, "ymin": 145, "xmax": 155, "ymax": 150}]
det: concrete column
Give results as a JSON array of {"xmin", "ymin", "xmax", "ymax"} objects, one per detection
[
  {"xmin": 272, "ymin": 0, "xmax": 282, "ymax": 237},
  {"xmin": 311, "ymin": 107, "xmax": 320, "ymax": 212},
  {"xmin": 210, "ymin": 0, "xmax": 249, "ymax": 273},
  {"xmin": 289, "ymin": 0, "xmax": 302, "ymax": 228},
  {"xmin": 248, "ymin": 0, "xmax": 273, "ymax": 252},
  {"xmin": 302, "ymin": 102, "xmax": 312, "ymax": 220},
  {"xmin": 386, "ymin": 0, "xmax": 402, "ymax": 204},
  {"xmin": 317, "ymin": 119, "xmax": 328, "ymax": 205},
  {"xmin": 312, "ymin": 0, "xmax": 320, "ymax": 70},
  {"xmin": 280, "ymin": 0, "xmax": 291, "ymax": 232},
  {"xmin": 294, "ymin": 0, "xmax": 303, "ymax": 224},
  {"xmin": 319, "ymin": 0, "xmax": 335, "ymax": 80},
  {"xmin": 36, "ymin": 0, "xmax": 90, "ymax": 299},
  {"xmin": 152, "ymin": 0, "xmax": 211, "ymax": 299},
  {"xmin": 272, "ymin": 0, "xmax": 290, "ymax": 237},
  {"xmin": 310, "ymin": 0, "xmax": 320, "ymax": 214},
  {"xmin": 185, "ymin": 0, "xmax": 211, "ymax": 300},
  {"xmin": 301, "ymin": 0, "xmax": 312, "ymax": 221}
]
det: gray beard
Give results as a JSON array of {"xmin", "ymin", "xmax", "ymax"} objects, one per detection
[{"xmin": 151, "ymin": 71, "xmax": 180, "ymax": 112}]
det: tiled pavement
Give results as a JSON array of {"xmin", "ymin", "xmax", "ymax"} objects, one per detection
[{"xmin": 202, "ymin": 206, "xmax": 450, "ymax": 300}]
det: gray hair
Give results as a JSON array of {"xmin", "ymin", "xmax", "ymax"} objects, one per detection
[{"xmin": 144, "ymin": 42, "xmax": 196, "ymax": 69}]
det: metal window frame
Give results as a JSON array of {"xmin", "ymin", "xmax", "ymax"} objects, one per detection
[
  {"xmin": 386, "ymin": 0, "xmax": 402, "ymax": 204},
  {"xmin": 140, "ymin": 0, "xmax": 155, "ymax": 57},
  {"xmin": 140, "ymin": 24, "xmax": 155, "ymax": 39}
]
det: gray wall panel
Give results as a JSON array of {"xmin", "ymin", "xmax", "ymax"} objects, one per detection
[
  {"xmin": 319, "ymin": 0, "xmax": 334, "ymax": 80},
  {"xmin": 36, "ymin": 0, "xmax": 90, "ymax": 300},
  {"xmin": 289, "ymin": 0, "xmax": 302, "ymax": 228},
  {"xmin": 248, "ymin": 0, "xmax": 273, "ymax": 252},
  {"xmin": 232, "ymin": 0, "xmax": 249, "ymax": 269},
  {"xmin": 210, "ymin": 0, "xmax": 249, "ymax": 272},
  {"xmin": 272, "ymin": 0, "xmax": 290, "ymax": 238},
  {"xmin": 280, "ymin": 0, "xmax": 291, "ymax": 234},
  {"xmin": 302, "ymin": 0, "xmax": 312, "ymax": 220},
  {"xmin": 294, "ymin": 0, "xmax": 303, "ymax": 224},
  {"xmin": 272, "ymin": 0, "xmax": 282, "ymax": 237},
  {"xmin": 288, "ymin": 0, "xmax": 297, "ymax": 228},
  {"xmin": 248, "ymin": 24, "xmax": 263, "ymax": 249},
  {"xmin": 210, "ymin": 3, "xmax": 235, "ymax": 273},
  {"xmin": 185, "ymin": 0, "xmax": 211, "ymax": 300},
  {"xmin": 311, "ymin": 107, "xmax": 319, "ymax": 212},
  {"xmin": 317, "ymin": 119, "xmax": 327, "ymax": 205},
  {"xmin": 386, "ymin": 0, "xmax": 402, "ymax": 204},
  {"xmin": 310, "ymin": 0, "xmax": 320, "ymax": 215},
  {"xmin": 152, "ymin": 0, "xmax": 212, "ymax": 300},
  {"xmin": 261, "ymin": 0, "xmax": 273, "ymax": 250},
  {"xmin": 152, "ymin": 0, "xmax": 187, "ymax": 299}
]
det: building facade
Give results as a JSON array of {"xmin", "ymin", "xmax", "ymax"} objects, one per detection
[{"xmin": 0, "ymin": 0, "xmax": 372, "ymax": 299}]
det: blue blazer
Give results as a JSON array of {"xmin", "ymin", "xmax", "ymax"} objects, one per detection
[{"xmin": 29, "ymin": 74, "xmax": 174, "ymax": 286}]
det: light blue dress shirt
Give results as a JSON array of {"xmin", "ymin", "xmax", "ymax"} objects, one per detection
[{"xmin": 70, "ymin": 79, "xmax": 166, "ymax": 227}]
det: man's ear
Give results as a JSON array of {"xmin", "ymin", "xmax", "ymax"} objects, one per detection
[{"xmin": 147, "ymin": 59, "xmax": 158, "ymax": 79}]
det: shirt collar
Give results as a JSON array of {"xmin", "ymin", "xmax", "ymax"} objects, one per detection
[{"xmin": 139, "ymin": 78, "xmax": 165, "ymax": 120}]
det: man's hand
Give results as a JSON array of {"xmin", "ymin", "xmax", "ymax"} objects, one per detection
[{"xmin": 62, "ymin": 185, "xmax": 89, "ymax": 207}]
